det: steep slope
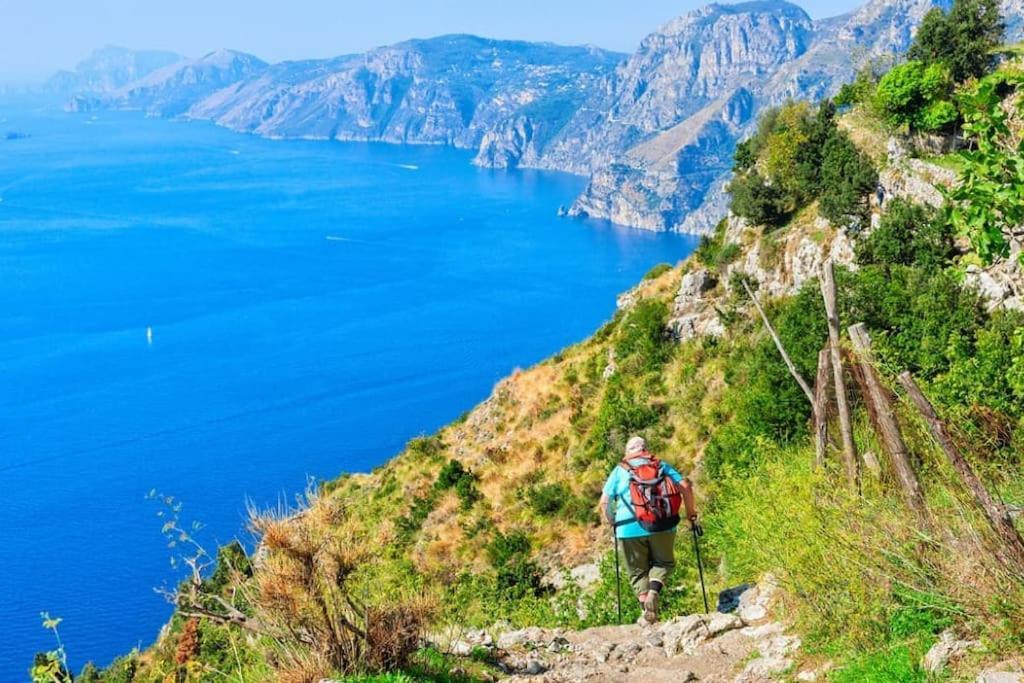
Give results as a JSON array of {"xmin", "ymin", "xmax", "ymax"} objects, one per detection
[
  {"xmin": 560, "ymin": 0, "xmax": 958, "ymax": 234},
  {"xmin": 44, "ymin": 45, "xmax": 183, "ymax": 95},
  {"xmin": 66, "ymin": 49, "xmax": 269, "ymax": 116},
  {"xmin": 59, "ymin": 80, "xmax": 1024, "ymax": 679}
]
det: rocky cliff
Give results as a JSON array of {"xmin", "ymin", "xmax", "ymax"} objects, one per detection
[
  {"xmin": 75, "ymin": 36, "xmax": 622, "ymax": 154},
  {"xmin": 559, "ymin": 0, "xmax": 969, "ymax": 234},
  {"xmin": 53, "ymin": 0, "xmax": 1024, "ymax": 235}
]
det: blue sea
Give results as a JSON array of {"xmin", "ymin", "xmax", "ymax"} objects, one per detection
[{"xmin": 0, "ymin": 98, "xmax": 697, "ymax": 676}]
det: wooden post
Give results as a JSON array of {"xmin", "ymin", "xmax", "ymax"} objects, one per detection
[
  {"xmin": 898, "ymin": 372, "xmax": 1024, "ymax": 570},
  {"xmin": 820, "ymin": 260, "xmax": 859, "ymax": 490},
  {"xmin": 743, "ymin": 279, "xmax": 815, "ymax": 405},
  {"xmin": 848, "ymin": 323, "xmax": 928, "ymax": 522},
  {"xmin": 814, "ymin": 345, "xmax": 831, "ymax": 468}
]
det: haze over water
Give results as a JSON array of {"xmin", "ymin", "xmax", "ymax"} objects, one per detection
[{"xmin": 0, "ymin": 99, "xmax": 697, "ymax": 674}]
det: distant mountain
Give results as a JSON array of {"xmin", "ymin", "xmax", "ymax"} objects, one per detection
[
  {"xmin": 560, "ymin": 0, "xmax": 973, "ymax": 232},
  {"xmin": 112, "ymin": 36, "xmax": 622, "ymax": 157},
  {"xmin": 51, "ymin": 0, "xmax": 1024, "ymax": 234},
  {"xmin": 45, "ymin": 45, "xmax": 183, "ymax": 95},
  {"xmin": 552, "ymin": 0, "xmax": 818, "ymax": 232},
  {"xmin": 67, "ymin": 49, "xmax": 268, "ymax": 116}
]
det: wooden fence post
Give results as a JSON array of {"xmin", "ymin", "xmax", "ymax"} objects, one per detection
[
  {"xmin": 848, "ymin": 324, "xmax": 929, "ymax": 523},
  {"xmin": 898, "ymin": 372, "xmax": 1024, "ymax": 571},
  {"xmin": 814, "ymin": 345, "xmax": 831, "ymax": 468},
  {"xmin": 743, "ymin": 279, "xmax": 815, "ymax": 405},
  {"xmin": 820, "ymin": 260, "xmax": 859, "ymax": 490}
]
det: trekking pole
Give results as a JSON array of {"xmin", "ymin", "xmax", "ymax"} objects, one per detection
[
  {"xmin": 613, "ymin": 528, "xmax": 622, "ymax": 624},
  {"xmin": 690, "ymin": 520, "xmax": 710, "ymax": 614}
]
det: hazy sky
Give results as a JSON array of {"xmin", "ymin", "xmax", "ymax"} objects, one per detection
[{"xmin": 2, "ymin": 0, "xmax": 863, "ymax": 82}]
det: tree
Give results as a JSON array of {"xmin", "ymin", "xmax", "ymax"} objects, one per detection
[
  {"xmin": 729, "ymin": 171, "xmax": 789, "ymax": 227},
  {"xmin": 907, "ymin": 8, "xmax": 954, "ymax": 65},
  {"xmin": 907, "ymin": 0, "xmax": 1004, "ymax": 82},
  {"xmin": 818, "ymin": 131, "xmax": 878, "ymax": 227}
]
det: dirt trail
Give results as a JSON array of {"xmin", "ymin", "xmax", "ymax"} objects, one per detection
[{"xmin": 476, "ymin": 581, "xmax": 829, "ymax": 682}]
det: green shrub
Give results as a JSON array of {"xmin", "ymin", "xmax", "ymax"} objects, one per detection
[
  {"xmin": 528, "ymin": 483, "xmax": 570, "ymax": 516},
  {"xmin": 846, "ymin": 265, "xmax": 984, "ymax": 379},
  {"xmin": 487, "ymin": 531, "xmax": 542, "ymax": 599},
  {"xmin": 873, "ymin": 61, "xmax": 955, "ymax": 132},
  {"xmin": 935, "ymin": 310, "xmax": 1024, "ymax": 416},
  {"xmin": 585, "ymin": 377, "xmax": 663, "ymax": 466},
  {"xmin": 436, "ymin": 459, "xmax": 470, "ymax": 490},
  {"xmin": 831, "ymin": 646, "xmax": 926, "ymax": 683},
  {"xmin": 454, "ymin": 476, "xmax": 482, "ymax": 511},
  {"xmin": 614, "ymin": 299, "xmax": 673, "ymax": 373},
  {"xmin": 643, "ymin": 262, "xmax": 672, "ymax": 281},
  {"xmin": 407, "ymin": 434, "xmax": 445, "ymax": 460},
  {"xmin": 395, "ymin": 491, "xmax": 440, "ymax": 544},
  {"xmin": 704, "ymin": 282, "xmax": 827, "ymax": 478},
  {"xmin": 435, "ymin": 459, "xmax": 481, "ymax": 511},
  {"xmin": 855, "ymin": 199, "xmax": 955, "ymax": 269}
]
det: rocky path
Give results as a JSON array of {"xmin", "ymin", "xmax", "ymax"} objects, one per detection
[{"xmin": 461, "ymin": 582, "xmax": 828, "ymax": 683}]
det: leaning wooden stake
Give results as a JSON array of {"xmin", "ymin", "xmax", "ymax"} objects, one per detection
[
  {"xmin": 813, "ymin": 345, "xmax": 831, "ymax": 468},
  {"xmin": 898, "ymin": 372, "xmax": 1024, "ymax": 571},
  {"xmin": 743, "ymin": 279, "xmax": 815, "ymax": 404},
  {"xmin": 848, "ymin": 323, "xmax": 929, "ymax": 522},
  {"xmin": 820, "ymin": 260, "xmax": 859, "ymax": 490}
]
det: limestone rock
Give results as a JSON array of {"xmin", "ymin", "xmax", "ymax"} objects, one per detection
[
  {"xmin": 680, "ymin": 269, "xmax": 717, "ymax": 298},
  {"xmin": 922, "ymin": 630, "xmax": 979, "ymax": 674},
  {"xmin": 977, "ymin": 672, "xmax": 1024, "ymax": 683},
  {"xmin": 659, "ymin": 614, "xmax": 708, "ymax": 656}
]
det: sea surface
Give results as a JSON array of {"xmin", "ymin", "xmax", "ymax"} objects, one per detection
[{"xmin": 0, "ymin": 98, "xmax": 697, "ymax": 675}]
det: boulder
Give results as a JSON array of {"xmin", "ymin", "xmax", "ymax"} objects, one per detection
[
  {"xmin": 497, "ymin": 626, "xmax": 552, "ymax": 650},
  {"xmin": 977, "ymin": 673, "xmax": 1024, "ymax": 683},
  {"xmin": 922, "ymin": 629, "xmax": 978, "ymax": 674},
  {"xmin": 679, "ymin": 268, "xmax": 716, "ymax": 299},
  {"xmin": 658, "ymin": 614, "xmax": 707, "ymax": 656}
]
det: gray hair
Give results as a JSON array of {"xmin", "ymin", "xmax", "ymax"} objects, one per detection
[{"xmin": 625, "ymin": 435, "xmax": 647, "ymax": 456}]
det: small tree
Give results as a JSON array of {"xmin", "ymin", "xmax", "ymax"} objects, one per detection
[
  {"xmin": 729, "ymin": 171, "xmax": 789, "ymax": 227},
  {"xmin": 818, "ymin": 131, "xmax": 878, "ymax": 227},
  {"xmin": 907, "ymin": 0, "xmax": 1004, "ymax": 82}
]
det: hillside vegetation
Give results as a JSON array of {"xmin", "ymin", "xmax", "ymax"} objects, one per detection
[{"xmin": 35, "ymin": 2, "xmax": 1024, "ymax": 681}]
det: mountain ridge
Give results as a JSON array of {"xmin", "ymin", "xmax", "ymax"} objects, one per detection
[{"xmin": 49, "ymin": 0, "xmax": 1024, "ymax": 235}]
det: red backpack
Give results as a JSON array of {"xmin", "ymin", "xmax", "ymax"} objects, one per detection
[{"xmin": 616, "ymin": 453, "xmax": 683, "ymax": 533}]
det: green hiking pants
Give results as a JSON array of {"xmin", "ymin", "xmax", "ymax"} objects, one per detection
[{"xmin": 617, "ymin": 530, "xmax": 676, "ymax": 598}]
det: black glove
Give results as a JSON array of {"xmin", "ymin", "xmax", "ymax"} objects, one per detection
[{"xmin": 689, "ymin": 516, "xmax": 703, "ymax": 537}]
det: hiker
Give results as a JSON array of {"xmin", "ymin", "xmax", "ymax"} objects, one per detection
[{"xmin": 600, "ymin": 435, "xmax": 698, "ymax": 624}]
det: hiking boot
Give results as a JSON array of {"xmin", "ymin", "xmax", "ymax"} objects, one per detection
[{"xmin": 643, "ymin": 590, "xmax": 659, "ymax": 624}]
